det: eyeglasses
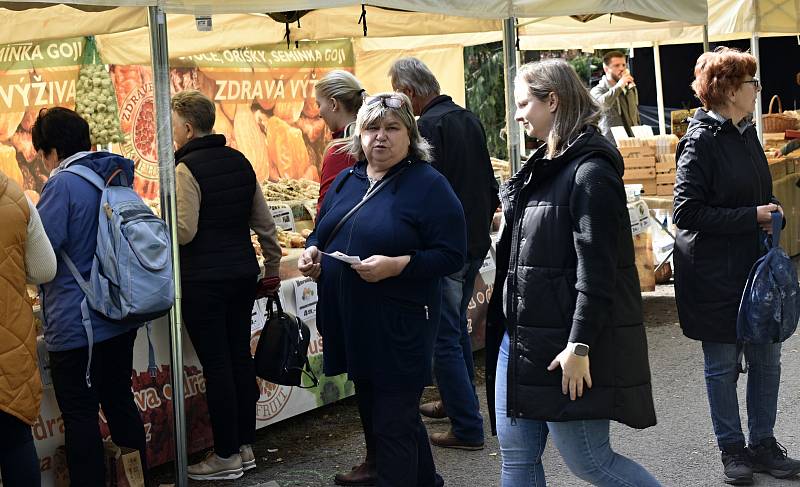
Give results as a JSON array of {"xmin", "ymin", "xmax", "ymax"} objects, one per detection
[
  {"xmin": 742, "ymin": 77, "xmax": 761, "ymax": 90},
  {"xmin": 365, "ymin": 94, "xmax": 404, "ymax": 109}
]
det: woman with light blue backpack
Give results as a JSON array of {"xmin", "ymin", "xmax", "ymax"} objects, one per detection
[{"xmin": 34, "ymin": 107, "xmax": 150, "ymax": 487}]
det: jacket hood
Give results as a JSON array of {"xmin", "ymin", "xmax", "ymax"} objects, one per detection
[
  {"xmin": 687, "ymin": 108, "xmax": 755, "ymax": 137},
  {"xmin": 509, "ymin": 126, "xmax": 623, "ymax": 188},
  {"xmin": 68, "ymin": 151, "xmax": 136, "ymax": 187}
]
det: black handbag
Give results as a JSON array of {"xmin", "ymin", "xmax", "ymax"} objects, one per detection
[{"xmin": 254, "ymin": 294, "xmax": 319, "ymax": 388}]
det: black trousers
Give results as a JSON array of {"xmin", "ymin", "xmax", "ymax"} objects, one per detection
[
  {"xmin": 49, "ymin": 329, "xmax": 147, "ymax": 487},
  {"xmin": 182, "ymin": 277, "xmax": 259, "ymax": 457},
  {"xmin": 0, "ymin": 411, "xmax": 40, "ymax": 487},
  {"xmin": 354, "ymin": 380, "xmax": 443, "ymax": 487}
]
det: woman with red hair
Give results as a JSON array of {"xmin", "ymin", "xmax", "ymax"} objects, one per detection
[{"xmin": 674, "ymin": 47, "xmax": 800, "ymax": 485}]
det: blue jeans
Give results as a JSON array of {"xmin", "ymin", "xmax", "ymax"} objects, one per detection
[
  {"xmin": 496, "ymin": 333, "xmax": 662, "ymax": 487},
  {"xmin": 701, "ymin": 341, "xmax": 781, "ymax": 450},
  {"xmin": 433, "ymin": 258, "xmax": 484, "ymax": 443}
]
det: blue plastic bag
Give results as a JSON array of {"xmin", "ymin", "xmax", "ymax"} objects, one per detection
[{"xmin": 737, "ymin": 212, "xmax": 800, "ymax": 344}]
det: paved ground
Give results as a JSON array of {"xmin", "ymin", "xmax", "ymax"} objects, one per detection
[{"xmin": 155, "ymin": 283, "xmax": 800, "ymax": 486}]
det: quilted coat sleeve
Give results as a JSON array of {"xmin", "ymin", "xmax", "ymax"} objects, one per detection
[{"xmin": 568, "ymin": 159, "xmax": 625, "ymax": 347}]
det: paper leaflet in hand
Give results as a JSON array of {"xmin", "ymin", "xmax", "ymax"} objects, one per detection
[{"xmin": 322, "ymin": 251, "xmax": 362, "ymax": 265}]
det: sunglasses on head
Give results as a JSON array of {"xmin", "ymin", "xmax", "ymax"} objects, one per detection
[{"xmin": 365, "ymin": 94, "xmax": 404, "ymax": 109}]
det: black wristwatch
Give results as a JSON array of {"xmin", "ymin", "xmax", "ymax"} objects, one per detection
[{"xmin": 569, "ymin": 342, "xmax": 590, "ymax": 357}]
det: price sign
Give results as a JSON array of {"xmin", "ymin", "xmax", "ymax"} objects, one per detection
[
  {"xmin": 293, "ymin": 277, "xmax": 318, "ymax": 321},
  {"xmin": 269, "ymin": 203, "xmax": 295, "ymax": 232},
  {"xmin": 250, "ymin": 298, "xmax": 267, "ymax": 333},
  {"xmin": 628, "ymin": 200, "xmax": 651, "ymax": 236},
  {"xmin": 480, "ymin": 249, "xmax": 496, "ymax": 273}
]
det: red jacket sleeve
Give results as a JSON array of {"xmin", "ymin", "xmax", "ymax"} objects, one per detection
[{"xmin": 317, "ymin": 144, "xmax": 357, "ymax": 213}]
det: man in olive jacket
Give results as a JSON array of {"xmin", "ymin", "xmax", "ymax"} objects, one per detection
[{"xmin": 591, "ymin": 51, "xmax": 640, "ymax": 144}]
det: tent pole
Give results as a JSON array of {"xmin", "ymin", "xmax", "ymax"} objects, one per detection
[
  {"xmin": 147, "ymin": 7, "xmax": 188, "ymax": 486},
  {"xmin": 751, "ymin": 33, "xmax": 764, "ymax": 144},
  {"xmin": 702, "ymin": 24, "xmax": 710, "ymax": 52},
  {"xmin": 502, "ymin": 17, "xmax": 521, "ymax": 173},
  {"xmin": 653, "ymin": 42, "xmax": 666, "ymax": 135}
]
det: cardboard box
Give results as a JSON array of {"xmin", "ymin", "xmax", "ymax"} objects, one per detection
[
  {"xmin": 769, "ymin": 160, "xmax": 787, "ymax": 180},
  {"xmin": 623, "ymin": 178, "xmax": 657, "ymax": 195},
  {"xmin": 625, "ymin": 167, "xmax": 656, "ymax": 179},
  {"xmin": 618, "ymin": 145, "xmax": 656, "ymax": 158},
  {"xmin": 656, "ymin": 173, "xmax": 676, "ymax": 185}
]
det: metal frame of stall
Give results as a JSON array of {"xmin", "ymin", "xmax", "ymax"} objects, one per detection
[{"xmin": 141, "ymin": 4, "xmax": 711, "ymax": 486}]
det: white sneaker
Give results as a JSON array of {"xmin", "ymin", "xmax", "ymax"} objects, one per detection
[
  {"xmin": 187, "ymin": 451, "xmax": 243, "ymax": 481},
  {"xmin": 240, "ymin": 444, "xmax": 256, "ymax": 471}
]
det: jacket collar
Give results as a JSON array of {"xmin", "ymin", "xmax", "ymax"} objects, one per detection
[
  {"xmin": 174, "ymin": 134, "xmax": 227, "ymax": 162},
  {"xmin": 688, "ymin": 108, "xmax": 755, "ymax": 137},
  {"xmin": 420, "ymin": 95, "xmax": 452, "ymax": 116}
]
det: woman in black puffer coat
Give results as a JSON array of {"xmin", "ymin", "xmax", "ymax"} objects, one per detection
[{"xmin": 485, "ymin": 59, "xmax": 659, "ymax": 487}]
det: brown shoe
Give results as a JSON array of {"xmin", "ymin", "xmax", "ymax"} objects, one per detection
[
  {"xmin": 419, "ymin": 400, "xmax": 447, "ymax": 419},
  {"xmin": 430, "ymin": 430, "xmax": 484, "ymax": 451},
  {"xmin": 334, "ymin": 461, "xmax": 376, "ymax": 486}
]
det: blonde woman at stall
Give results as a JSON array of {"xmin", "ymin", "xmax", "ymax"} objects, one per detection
[{"xmin": 315, "ymin": 69, "xmax": 364, "ymax": 214}]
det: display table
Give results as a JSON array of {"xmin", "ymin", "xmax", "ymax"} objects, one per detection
[
  {"xmin": 642, "ymin": 159, "xmax": 800, "ymax": 257},
  {"xmin": 31, "ymin": 249, "xmax": 497, "ymax": 485}
]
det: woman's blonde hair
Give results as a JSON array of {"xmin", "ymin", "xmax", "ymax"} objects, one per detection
[
  {"xmin": 315, "ymin": 70, "xmax": 364, "ymax": 134},
  {"xmin": 516, "ymin": 59, "xmax": 601, "ymax": 158},
  {"xmin": 348, "ymin": 92, "xmax": 433, "ymax": 162}
]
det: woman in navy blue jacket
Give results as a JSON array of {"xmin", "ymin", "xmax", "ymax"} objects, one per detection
[{"xmin": 299, "ymin": 92, "xmax": 466, "ymax": 487}]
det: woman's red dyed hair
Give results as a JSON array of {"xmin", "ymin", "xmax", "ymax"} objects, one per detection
[{"xmin": 691, "ymin": 47, "xmax": 757, "ymax": 109}]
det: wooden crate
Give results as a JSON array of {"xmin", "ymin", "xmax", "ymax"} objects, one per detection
[
  {"xmin": 656, "ymin": 184, "xmax": 674, "ymax": 196},
  {"xmin": 626, "ymin": 167, "xmax": 656, "ymax": 179},
  {"xmin": 633, "ymin": 231, "xmax": 655, "ymax": 292},
  {"xmin": 656, "ymin": 161, "xmax": 675, "ymax": 173},
  {"xmin": 619, "ymin": 145, "xmax": 656, "ymax": 158},
  {"xmin": 656, "ymin": 173, "xmax": 676, "ymax": 185},
  {"xmin": 657, "ymin": 153, "xmax": 676, "ymax": 165}
]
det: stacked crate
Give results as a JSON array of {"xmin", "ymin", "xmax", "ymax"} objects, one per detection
[
  {"xmin": 654, "ymin": 135, "xmax": 680, "ymax": 196},
  {"xmin": 618, "ymin": 139, "xmax": 656, "ymax": 195}
]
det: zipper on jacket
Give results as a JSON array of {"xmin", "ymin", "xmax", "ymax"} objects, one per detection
[
  {"xmin": 500, "ymin": 177, "xmax": 529, "ymax": 422},
  {"xmin": 424, "ymin": 305, "xmax": 429, "ymax": 320}
]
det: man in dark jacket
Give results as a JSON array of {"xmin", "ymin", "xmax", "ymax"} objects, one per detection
[
  {"xmin": 390, "ymin": 57, "xmax": 499, "ymax": 450},
  {"xmin": 172, "ymin": 90, "xmax": 282, "ymax": 481}
]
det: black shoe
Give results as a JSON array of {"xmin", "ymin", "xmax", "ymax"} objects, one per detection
[
  {"xmin": 748, "ymin": 437, "xmax": 800, "ymax": 479},
  {"xmin": 721, "ymin": 447, "xmax": 754, "ymax": 485}
]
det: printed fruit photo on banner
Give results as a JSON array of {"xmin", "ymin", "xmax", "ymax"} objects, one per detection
[
  {"xmin": 303, "ymin": 354, "xmax": 354, "ymax": 407},
  {"xmin": 111, "ymin": 63, "xmax": 335, "ymax": 201}
]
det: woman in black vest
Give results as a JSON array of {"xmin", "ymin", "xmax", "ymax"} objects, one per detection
[
  {"xmin": 172, "ymin": 90, "xmax": 282, "ymax": 481},
  {"xmin": 674, "ymin": 48, "xmax": 800, "ymax": 485},
  {"xmin": 485, "ymin": 59, "xmax": 659, "ymax": 486}
]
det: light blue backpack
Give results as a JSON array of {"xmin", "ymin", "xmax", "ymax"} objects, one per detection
[{"xmin": 60, "ymin": 164, "xmax": 174, "ymax": 385}]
